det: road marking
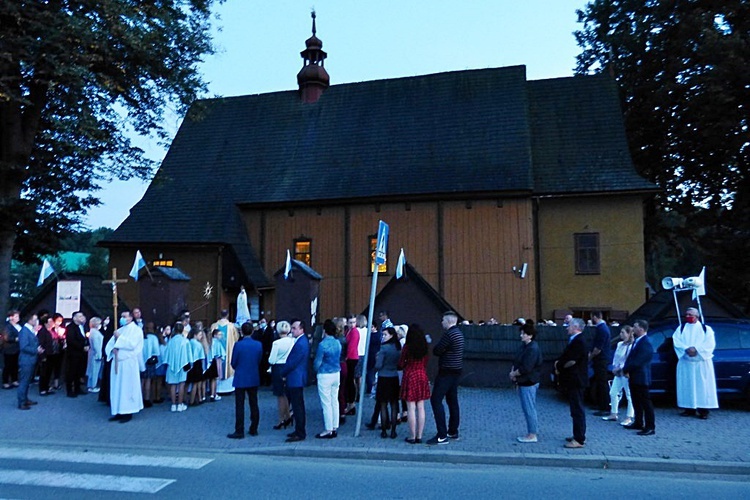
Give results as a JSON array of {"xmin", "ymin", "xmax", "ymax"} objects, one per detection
[
  {"xmin": 0, "ymin": 448, "xmax": 212, "ymax": 469},
  {"xmin": 0, "ymin": 470, "xmax": 174, "ymax": 493}
]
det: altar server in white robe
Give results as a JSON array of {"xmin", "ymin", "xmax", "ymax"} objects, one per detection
[
  {"xmin": 105, "ymin": 311, "xmax": 144, "ymax": 423},
  {"xmin": 673, "ymin": 307, "xmax": 719, "ymax": 419}
]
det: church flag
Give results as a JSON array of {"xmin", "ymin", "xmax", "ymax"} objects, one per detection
[
  {"xmin": 284, "ymin": 249, "xmax": 292, "ymax": 280},
  {"xmin": 129, "ymin": 250, "xmax": 147, "ymax": 281},
  {"xmin": 396, "ymin": 248, "xmax": 406, "ymax": 279},
  {"xmin": 37, "ymin": 259, "xmax": 55, "ymax": 286}
]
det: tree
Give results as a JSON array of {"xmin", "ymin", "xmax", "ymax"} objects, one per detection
[
  {"xmin": 575, "ymin": 0, "xmax": 750, "ymax": 306},
  {"xmin": 0, "ymin": 1, "xmax": 223, "ymax": 315}
]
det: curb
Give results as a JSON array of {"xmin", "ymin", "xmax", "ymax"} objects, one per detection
[
  {"xmin": 232, "ymin": 445, "xmax": 750, "ymax": 476},
  {"xmin": 2, "ymin": 438, "xmax": 748, "ymax": 476}
]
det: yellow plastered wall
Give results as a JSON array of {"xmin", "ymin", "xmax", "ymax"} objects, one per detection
[{"xmin": 537, "ymin": 195, "xmax": 646, "ymax": 319}]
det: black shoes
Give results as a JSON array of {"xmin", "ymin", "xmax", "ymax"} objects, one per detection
[
  {"xmin": 119, "ymin": 414, "xmax": 132, "ymax": 423},
  {"xmin": 227, "ymin": 432, "xmax": 245, "ymax": 439},
  {"xmin": 286, "ymin": 434, "xmax": 305, "ymax": 443},
  {"xmin": 622, "ymin": 424, "xmax": 643, "ymax": 430},
  {"xmin": 637, "ymin": 429, "xmax": 655, "ymax": 436},
  {"xmin": 405, "ymin": 437, "xmax": 422, "ymax": 444}
]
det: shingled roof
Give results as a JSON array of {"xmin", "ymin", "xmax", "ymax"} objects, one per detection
[{"xmin": 105, "ymin": 65, "xmax": 655, "ymax": 289}]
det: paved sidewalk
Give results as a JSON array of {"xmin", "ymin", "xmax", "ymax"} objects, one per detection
[{"xmin": 1, "ymin": 384, "xmax": 749, "ymax": 473}]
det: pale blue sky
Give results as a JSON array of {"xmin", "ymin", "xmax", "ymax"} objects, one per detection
[{"xmin": 85, "ymin": 0, "xmax": 589, "ymax": 229}]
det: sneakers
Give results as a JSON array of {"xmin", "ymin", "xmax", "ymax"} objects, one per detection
[
  {"xmin": 177, "ymin": 403, "xmax": 187, "ymax": 412},
  {"xmin": 517, "ymin": 435, "xmax": 538, "ymax": 443},
  {"xmin": 170, "ymin": 404, "xmax": 178, "ymax": 412},
  {"xmin": 214, "ymin": 395, "xmax": 222, "ymax": 401},
  {"xmin": 447, "ymin": 433, "xmax": 460, "ymax": 441},
  {"xmin": 602, "ymin": 414, "xmax": 619, "ymax": 421},
  {"xmin": 426, "ymin": 435, "xmax": 450, "ymax": 445},
  {"xmin": 619, "ymin": 418, "xmax": 634, "ymax": 426}
]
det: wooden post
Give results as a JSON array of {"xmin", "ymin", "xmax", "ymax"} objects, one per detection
[{"xmin": 102, "ymin": 268, "xmax": 129, "ymax": 326}]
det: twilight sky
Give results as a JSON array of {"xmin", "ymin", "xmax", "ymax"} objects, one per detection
[{"xmin": 84, "ymin": 0, "xmax": 589, "ymax": 229}]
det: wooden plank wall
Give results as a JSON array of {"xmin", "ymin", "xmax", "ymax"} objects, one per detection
[{"xmin": 245, "ymin": 198, "xmax": 535, "ymax": 323}]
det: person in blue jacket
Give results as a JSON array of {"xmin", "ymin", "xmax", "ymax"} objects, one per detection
[
  {"xmin": 227, "ymin": 322, "xmax": 263, "ymax": 439},
  {"xmin": 282, "ymin": 319, "xmax": 310, "ymax": 442}
]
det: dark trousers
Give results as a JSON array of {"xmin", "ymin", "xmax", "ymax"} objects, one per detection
[
  {"xmin": 430, "ymin": 372, "xmax": 461, "ymax": 438},
  {"xmin": 345, "ymin": 359, "xmax": 358, "ymax": 403},
  {"xmin": 17, "ymin": 362, "xmax": 35, "ymax": 407},
  {"xmin": 287, "ymin": 387, "xmax": 306, "ymax": 438},
  {"xmin": 566, "ymin": 386, "xmax": 587, "ymax": 444},
  {"xmin": 66, "ymin": 355, "xmax": 86, "ymax": 395},
  {"xmin": 630, "ymin": 383, "xmax": 655, "ymax": 430},
  {"xmin": 591, "ymin": 358, "xmax": 610, "ymax": 411},
  {"xmin": 234, "ymin": 386, "xmax": 259, "ymax": 435},
  {"xmin": 39, "ymin": 359, "xmax": 54, "ymax": 393},
  {"xmin": 3, "ymin": 353, "xmax": 19, "ymax": 384}
]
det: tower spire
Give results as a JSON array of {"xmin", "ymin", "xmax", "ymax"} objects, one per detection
[{"xmin": 297, "ymin": 10, "xmax": 329, "ymax": 103}]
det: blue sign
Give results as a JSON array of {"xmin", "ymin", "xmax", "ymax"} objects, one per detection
[{"xmin": 375, "ymin": 220, "xmax": 389, "ymax": 265}]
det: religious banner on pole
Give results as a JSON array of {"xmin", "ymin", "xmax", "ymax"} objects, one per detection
[{"xmin": 56, "ymin": 280, "xmax": 82, "ymax": 319}]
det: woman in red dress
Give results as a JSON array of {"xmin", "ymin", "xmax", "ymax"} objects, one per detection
[{"xmin": 398, "ymin": 324, "xmax": 431, "ymax": 444}]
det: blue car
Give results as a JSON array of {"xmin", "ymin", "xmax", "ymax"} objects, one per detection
[{"xmin": 645, "ymin": 319, "xmax": 750, "ymax": 401}]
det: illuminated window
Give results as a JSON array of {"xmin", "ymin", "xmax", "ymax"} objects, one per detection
[
  {"xmin": 294, "ymin": 238, "xmax": 312, "ymax": 267},
  {"xmin": 575, "ymin": 233, "xmax": 600, "ymax": 275},
  {"xmin": 369, "ymin": 235, "xmax": 387, "ymax": 274},
  {"xmin": 152, "ymin": 259, "xmax": 174, "ymax": 267}
]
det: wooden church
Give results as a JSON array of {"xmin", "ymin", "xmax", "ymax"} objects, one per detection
[{"xmin": 103, "ymin": 15, "xmax": 657, "ymax": 327}]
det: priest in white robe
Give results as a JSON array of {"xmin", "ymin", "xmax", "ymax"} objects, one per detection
[
  {"xmin": 672, "ymin": 307, "xmax": 719, "ymax": 418},
  {"xmin": 105, "ymin": 310, "xmax": 144, "ymax": 423}
]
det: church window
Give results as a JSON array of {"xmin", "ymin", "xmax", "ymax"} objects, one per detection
[
  {"xmin": 369, "ymin": 235, "xmax": 388, "ymax": 274},
  {"xmin": 294, "ymin": 238, "xmax": 312, "ymax": 267},
  {"xmin": 575, "ymin": 233, "xmax": 600, "ymax": 275}
]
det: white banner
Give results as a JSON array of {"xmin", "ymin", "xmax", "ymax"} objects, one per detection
[{"xmin": 56, "ymin": 280, "xmax": 82, "ymax": 319}]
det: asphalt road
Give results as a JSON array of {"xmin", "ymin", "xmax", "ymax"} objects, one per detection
[{"xmin": 1, "ymin": 444, "xmax": 749, "ymax": 499}]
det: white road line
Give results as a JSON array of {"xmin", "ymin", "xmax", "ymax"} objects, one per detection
[
  {"xmin": 0, "ymin": 470, "xmax": 175, "ymax": 494},
  {"xmin": 0, "ymin": 448, "xmax": 212, "ymax": 470}
]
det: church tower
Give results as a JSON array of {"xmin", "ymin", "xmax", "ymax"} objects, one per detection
[{"xmin": 297, "ymin": 11, "xmax": 329, "ymax": 104}]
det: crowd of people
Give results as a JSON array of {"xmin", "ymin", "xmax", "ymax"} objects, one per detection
[{"xmin": 2, "ymin": 305, "xmax": 719, "ymax": 448}]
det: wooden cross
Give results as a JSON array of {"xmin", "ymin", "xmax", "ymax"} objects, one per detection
[{"xmin": 102, "ymin": 268, "xmax": 128, "ymax": 324}]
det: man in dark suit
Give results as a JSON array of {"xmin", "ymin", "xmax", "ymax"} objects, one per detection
[
  {"xmin": 623, "ymin": 319, "xmax": 656, "ymax": 435},
  {"xmin": 282, "ymin": 319, "xmax": 310, "ymax": 442},
  {"xmin": 65, "ymin": 311, "xmax": 89, "ymax": 397},
  {"xmin": 227, "ymin": 322, "xmax": 263, "ymax": 439},
  {"xmin": 17, "ymin": 313, "xmax": 42, "ymax": 410},
  {"xmin": 555, "ymin": 318, "xmax": 589, "ymax": 448}
]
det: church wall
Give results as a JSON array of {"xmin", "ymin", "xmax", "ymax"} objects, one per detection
[
  {"xmin": 347, "ymin": 202, "xmax": 440, "ymax": 316},
  {"xmin": 537, "ymin": 195, "xmax": 646, "ymax": 320},
  {"xmin": 256, "ymin": 206, "xmax": 347, "ymax": 321},
  {"xmin": 243, "ymin": 197, "xmax": 535, "ymax": 324},
  {"xmin": 108, "ymin": 245, "xmax": 223, "ymax": 327},
  {"xmin": 441, "ymin": 199, "xmax": 536, "ymax": 323}
]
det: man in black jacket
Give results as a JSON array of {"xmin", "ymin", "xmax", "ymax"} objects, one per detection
[
  {"xmin": 65, "ymin": 311, "xmax": 89, "ymax": 397},
  {"xmin": 555, "ymin": 318, "xmax": 589, "ymax": 448}
]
